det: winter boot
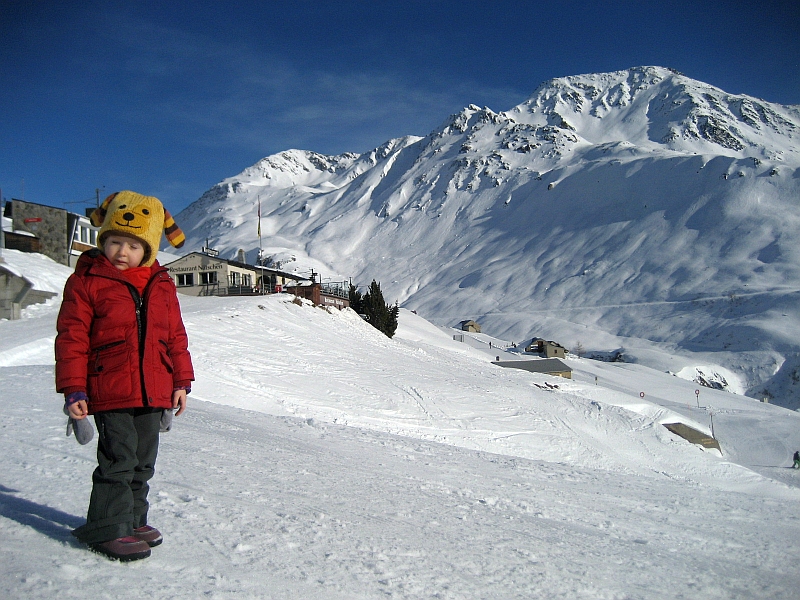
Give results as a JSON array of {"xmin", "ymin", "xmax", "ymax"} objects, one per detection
[
  {"xmin": 90, "ymin": 536, "xmax": 151, "ymax": 561},
  {"xmin": 133, "ymin": 525, "xmax": 163, "ymax": 547}
]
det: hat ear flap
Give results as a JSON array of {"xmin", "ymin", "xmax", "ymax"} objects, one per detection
[
  {"xmin": 90, "ymin": 192, "xmax": 118, "ymax": 227},
  {"xmin": 163, "ymin": 209, "xmax": 185, "ymax": 248}
]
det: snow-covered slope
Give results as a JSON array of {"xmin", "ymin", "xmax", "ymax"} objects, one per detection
[
  {"xmin": 172, "ymin": 66, "xmax": 800, "ymax": 407},
  {"xmin": 2, "ymin": 249, "xmax": 800, "ymax": 598}
]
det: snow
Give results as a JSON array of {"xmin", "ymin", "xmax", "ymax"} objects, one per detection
[
  {"xmin": 0, "ymin": 249, "xmax": 71, "ymax": 295},
  {"xmin": 2, "ymin": 253, "xmax": 800, "ymax": 599}
]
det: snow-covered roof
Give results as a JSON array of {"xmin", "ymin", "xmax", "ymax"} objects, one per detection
[{"xmin": 0, "ymin": 248, "xmax": 72, "ymax": 293}]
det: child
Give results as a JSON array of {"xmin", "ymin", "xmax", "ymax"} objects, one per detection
[{"xmin": 55, "ymin": 191, "xmax": 194, "ymax": 561}]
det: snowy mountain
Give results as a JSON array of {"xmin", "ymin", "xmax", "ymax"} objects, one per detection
[{"xmin": 173, "ymin": 66, "xmax": 800, "ymax": 408}]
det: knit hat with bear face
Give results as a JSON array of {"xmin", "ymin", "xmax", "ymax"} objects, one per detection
[{"xmin": 91, "ymin": 191, "xmax": 186, "ymax": 267}]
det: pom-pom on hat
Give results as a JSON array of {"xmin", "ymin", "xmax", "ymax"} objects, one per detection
[{"xmin": 91, "ymin": 191, "xmax": 185, "ymax": 267}]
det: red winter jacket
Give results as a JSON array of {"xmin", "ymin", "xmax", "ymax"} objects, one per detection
[{"xmin": 55, "ymin": 250, "xmax": 194, "ymax": 414}]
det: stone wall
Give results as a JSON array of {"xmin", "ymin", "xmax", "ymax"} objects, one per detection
[{"xmin": 10, "ymin": 200, "xmax": 71, "ymax": 265}]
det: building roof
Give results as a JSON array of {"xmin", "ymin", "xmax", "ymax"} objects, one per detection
[
  {"xmin": 491, "ymin": 358, "xmax": 572, "ymax": 374},
  {"xmin": 4, "ymin": 198, "xmax": 89, "ymax": 220}
]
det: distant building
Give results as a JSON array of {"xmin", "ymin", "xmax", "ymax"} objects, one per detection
[
  {"xmin": 163, "ymin": 251, "xmax": 303, "ymax": 297},
  {"xmin": 2, "ymin": 199, "xmax": 98, "ymax": 267},
  {"xmin": 524, "ymin": 337, "xmax": 567, "ymax": 358},
  {"xmin": 164, "ymin": 251, "xmax": 351, "ymax": 309},
  {"xmin": 460, "ymin": 319, "xmax": 482, "ymax": 333},
  {"xmin": 285, "ymin": 279, "xmax": 350, "ymax": 310},
  {"xmin": 492, "ymin": 358, "xmax": 572, "ymax": 379}
]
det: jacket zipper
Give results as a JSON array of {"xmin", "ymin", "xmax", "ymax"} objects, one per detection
[
  {"xmin": 125, "ymin": 272, "xmax": 160, "ymax": 407},
  {"xmin": 125, "ymin": 284, "xmax": 147, "ymax": 406}
]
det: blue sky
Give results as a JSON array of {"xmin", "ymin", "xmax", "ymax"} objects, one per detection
[{"xmin": 2, "ymin": 0, "xmax": 798, "ymax": 216}]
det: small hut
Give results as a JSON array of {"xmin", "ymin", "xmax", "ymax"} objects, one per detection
[
  {"xmin": 524, "ymin": 337, "xmax": 567, "ymax": 358},
  {"xmin": 459, "ymin": 320, "xmax": 482, "ymax": 333}
]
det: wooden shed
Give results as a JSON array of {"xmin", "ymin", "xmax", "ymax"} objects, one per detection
[{"xmin": 284, "ymin": 280, "xmax": 350, "ymax": 310}]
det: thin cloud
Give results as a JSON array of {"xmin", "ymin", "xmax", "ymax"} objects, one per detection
[{"xmin": 88, "ymin": 9, "xmax": 523, "ymax": 156}]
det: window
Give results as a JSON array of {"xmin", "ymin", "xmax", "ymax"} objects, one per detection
[
  {"xmin": 242, "ymin": 273, "xmax": 251, "ymax": 287},
  {"xmin": 229, "ymin": 272, "xmax": 241, "ymax": 286},
  {"xmin": 176, "ymin": 273, "xmax": 194, "ymax": 287},
  {"xmin": 73, "ymin": 225, "xmax": 97, "ymax": 245},
  {"xmin": 200, "ymin": 271, "xmax": 217, "ymax": 285}
]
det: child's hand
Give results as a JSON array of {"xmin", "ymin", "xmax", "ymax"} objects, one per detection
[
  {"xmin": 63, "ymin": 399, "xmax": 94, "ymax": 444},
  {"xmin": 67, "ymin": 400, "xmax": 89, "ymax": 420},
  {"xmin": 172, "ymin": 389, "xmax": 187, "ymax": 416}
]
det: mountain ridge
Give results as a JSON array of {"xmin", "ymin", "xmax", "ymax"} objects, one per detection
[
  {"xmin": 173, "ymin": 66, "xmax": 800, "ymax": 407},
  {"xmin": 510, "ymin": 66, "xmax": 800, "ymax": 155}
]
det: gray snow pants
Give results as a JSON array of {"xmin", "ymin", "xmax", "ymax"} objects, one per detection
[{"xmin": 72, "ymin": 408, "xmax": 162, "ymax": 544}]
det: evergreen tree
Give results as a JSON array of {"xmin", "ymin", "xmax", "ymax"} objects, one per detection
[
  {"xmin": 352, "ymin": 280, "xmax": 398, "ymax": 338},
  {"xmin": 385, "ymin": 302, "xmax": 400, "ymax": 338},
  {"xmin": 348, "ymin": 283, "xmax": 363, "ymax": 314}
]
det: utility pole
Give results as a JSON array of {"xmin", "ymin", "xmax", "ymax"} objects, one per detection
[
  {"xmin": 257, "ymin": 195, "xmax": 265, "ymax": 294},
  {"xmin": 0, "ymin": 187, "xmax": 4, "ymax": 257}
]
